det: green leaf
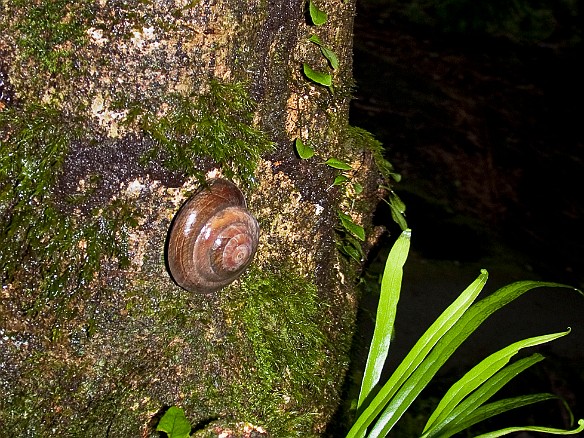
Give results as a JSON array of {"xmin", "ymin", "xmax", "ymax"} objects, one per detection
[
  {"xmin": 390, "ymin": 204, "xmax": 408, "ymax": 231},
  {"xmin": 325, "ymin": 157, "xmax": 352, "ymax": 170},
  {"xmin": 156, "ymin": 406, "xmax": 192, "ymax": 438},
  {"xmin": 389, "ymin": 191, "xmax": 406, "ymax": 213},
  {"xmin": 308, "ymin": 0, "xmax": 327, "ymax": 26},
  {"xmin": 438, "ymin": 393, "xmax": 560, "ymax": 438},
  {"xmin": 303, "ymin": 63, "xmax": 332, "ymax": 87},
  {"xmin": 320, "ymin": 45, "xmax": 339, "ymax": 69},
  {"xmin": 295, "ymin": 137, "xmax": 314, "ymax": 159},
  {"xmin": 352, "ymin": 182, "xmax": 363, "ymax": 195},
  {"xmin": 347, "ymin": 268, "xmax": 489, "ymax": 438},
  {"xmin": 424, "ymin": 329, "xmax": 571, "ymax": 436},
  {"xmin": 309, "ymin": 35, "xmax": 339, "ymax": 69},
  {"xmin": 367, "ymin": 280, "xmax": 575, "ymax": 437},
  {"xmin": 381, "ymin": 189, "xmax": 408, "ymax": 230},
  {"xmin": 423, "ymin": 353, "xmax": 548, "ymax": 437},
  {"xmin": 308, "ymin": 34, "xmax": 322, "ymax": 45},
  {"xmin": 338, "ymin": 211, "xmax": 365, "ymax": 241},
  {"xmin": 474, "ymin": 419, "xmax": 584, "ymax": 437},
  {"xmin": 357, "ymin": 229, "xmax": 411, "ymax": 410},
  {"xmin": 333, "ymin": 174, "xmax": 350, "ymax": 185},
  {"xmin": 450, "ymin": 393, "xmax": 560, "ymax": 436},
  {"xmin": 342, "ymin": 242, "xmax": 363, "ymax": 262},
  {"xmin": 341, "ymin": 233, "xmax": 365, "ymax": 261}
]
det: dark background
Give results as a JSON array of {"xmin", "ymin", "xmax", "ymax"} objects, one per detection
[{"xmin": 342, "ymin": 0, "xmax": 584, "ymax": 435}]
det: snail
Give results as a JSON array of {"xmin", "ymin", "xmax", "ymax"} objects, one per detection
[{"xmin": 166, "ymin": 178, "xmax": 260, "ymax": 294}]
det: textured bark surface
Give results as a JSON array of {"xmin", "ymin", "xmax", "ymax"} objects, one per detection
[{"xmin": 1, "ymin": 0, "xmax": 384, "ymax": 435}]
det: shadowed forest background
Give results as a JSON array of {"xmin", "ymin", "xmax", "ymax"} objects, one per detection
[
  {"xmin": 352, "ymin": 0, "xmax": 583, "ymax": 286},
  {"xmin": 337, "ymin": 0, "xmax": 584, "ymax": 435}
]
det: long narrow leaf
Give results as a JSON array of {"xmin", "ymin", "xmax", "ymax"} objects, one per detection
[
  {"xmin": 366, "ymin": 280, "xmax": 575, "ymax": 437},
  {"xmin": 437, "ymin": 393, "xmax": 558, "ymax": 438},
  {"xmin": 474, "ymin": 419, "xmax": 584, "ymax": 437},
  {"xmin": 346, "ymin": 268, "xmax": 489, "ymax": 438},
  {"xmin": 424, "ymin": 329, "xmax": 571, "ymax": 434},
  {"xmin": 357, "ymin": 229, "xmax": 411, "ymax": 409},
  {"xmin": 424, "ymin": 353, "xmax": 546, "ymax": 437}
]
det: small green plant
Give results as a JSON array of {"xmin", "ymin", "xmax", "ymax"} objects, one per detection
[
  {"xmin": 294, "ymin": 137, "xmax": 315, "ymax": 159},
  {"xmin": 309, "ymin": 34, "xmax": 339, "ymax": 70},
  {"xmin": 294, "ymin": 135, "xmax": 367, "ymax": 261},
  {"xmin": 302, "ymin": 0, "xmax": 338, "ymax": 92},
  {"xmin": 303, "ymin": 63, "xmax": 333, "ymax": 88},
  {"xmin": 337, "ymin": 210, "xmax": 366, "ymax": 262},
  {"xmin": 348, "ymin": 229, "xmax": 584, "ymax": 437},
  {"xmin": 320, "ymin": 156, "xmax": 367, "ymax": 261},
  {"xmin": 156, "ymin": 407, "xmax": 192, "ymax": 438},
  {"xmin": 380, "ymin": 185, "xmax": 407, "ymax": 232},
  {"xmin": 308, "ymin": 0, "xmax": 328, "ymax": 26}
]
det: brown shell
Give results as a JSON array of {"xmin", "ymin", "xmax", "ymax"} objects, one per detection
[{"xmin": 167, "ymin": 178, "xmax": 260, "ymax": 293}]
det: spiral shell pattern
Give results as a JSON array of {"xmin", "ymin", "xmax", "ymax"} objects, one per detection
[{"xmin": 167, "ymin": 178, "xmax": 259, "ymax": 293}]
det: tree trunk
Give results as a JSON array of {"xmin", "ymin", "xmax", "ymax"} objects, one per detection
[{"xmin": 1, "ymin": 0, "xmax": 387, "ymax": 435}]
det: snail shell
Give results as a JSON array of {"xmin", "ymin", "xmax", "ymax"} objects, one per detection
[{"xmin": 167, "ymin": 178, "xmax": 260, "ymax": 293}]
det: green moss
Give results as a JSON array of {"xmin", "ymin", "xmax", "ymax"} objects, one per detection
[
  {"xmin": 345, "ymin": 125, "xmax": 399, "ymax": 182},
  {"xmin": 0, "ymin": 248, "xmax": 342, "ymax": 435},
  {"xmin": 213, "ymin": 267, "xmax": 339, "ymax": 435},
  {"xmin": 0, "ymin": 105, "xmax": 133, "ymax": 315},
  {"xmin": 0, "ymin": 342, "xmax": 163, "ymax": 436},
  {"xmin": 129, "ymin": 80, "xmax": 274, "ymax": 186},
  {"xmin": 115, "ymin": 266, "xmax": 340, "ymax": 435},
  {"xmin": 345, "ymin": 125, "xmax": 407, "ymax": 230},
  {"xmin": 10, "ymin": 0, "xmax": 93, "ymax": 76}
]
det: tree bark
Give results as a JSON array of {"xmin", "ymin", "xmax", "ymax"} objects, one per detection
[{"xmin": 1, "ymin": 0, "xmax": 385, "ymax": 435}]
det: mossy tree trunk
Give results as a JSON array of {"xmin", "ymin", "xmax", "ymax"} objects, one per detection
[{"xmin": 1, "ymin": 0, "xmax": 389, "ymax": 435}]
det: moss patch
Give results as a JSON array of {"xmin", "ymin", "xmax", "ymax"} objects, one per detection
[
  {"xmin": 216, "ymin": 267, "xmax": 338, "ymax": 435},
  {"xmin": 9, "ymin": 0, "xmax": 93, "ymax": 77},
  {"xmin": 1, "ymin": 76, "xmax": 273, "ymax": 310},
  {"xmin": 125, "ymin": 80, "xmax": 274, "ymax": 186},
  {"xmin": 0, "ymin": 264, "xmax": 346, "ymax": 436},
  {"xmin": 138, "ymin": 266, "xmax": 347, "ymax": 437},
  {"xmin": 345, "ymin": 125, "xmax": 399, "ymax": 182},
  {"xmin": 0, "ymin": 104, "xmax": 133, "ymax": 317}
]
